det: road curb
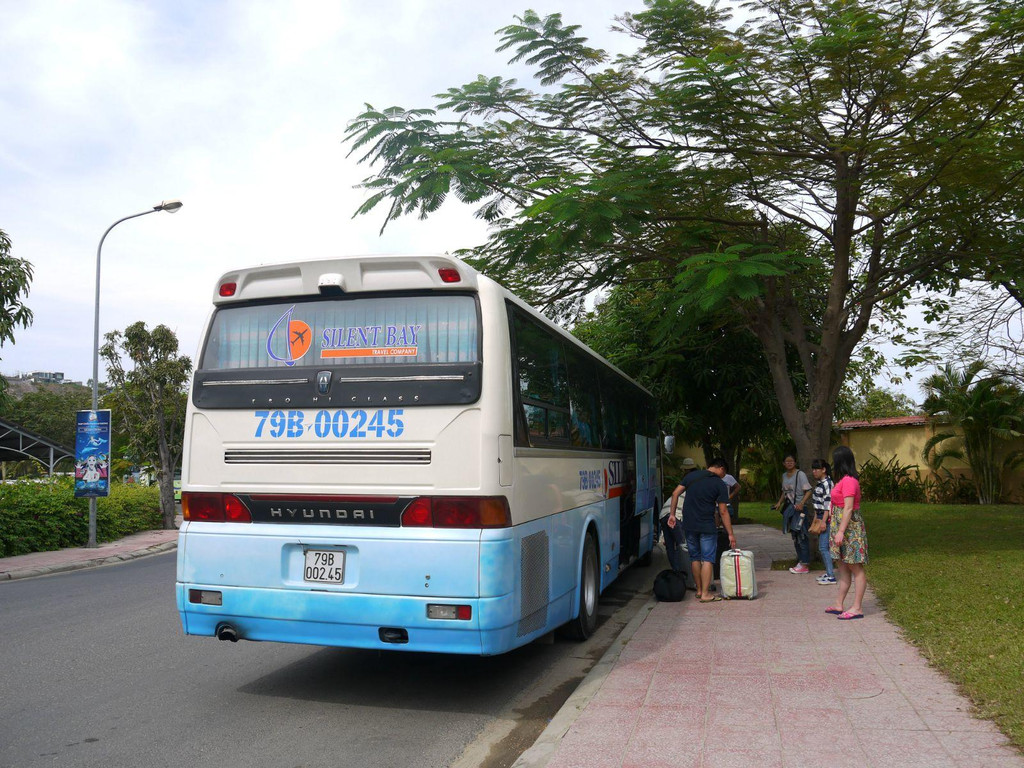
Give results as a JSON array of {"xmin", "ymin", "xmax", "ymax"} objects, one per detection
[
  {"xmin": 0, "ymin": 541, "xmax": 178, "ymax": 581},
  {"xmin": 511, "ymin": 594, "xmax": 658, "ymax": 768}
]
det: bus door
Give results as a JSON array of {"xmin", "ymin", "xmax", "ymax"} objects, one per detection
[
  {"xmin": 618, "ymin": 434, "xmax": 653, "ymax": 566},
  {"xmin": 636, "ymin": 434, "xmax": 659, "ymax": 539}
]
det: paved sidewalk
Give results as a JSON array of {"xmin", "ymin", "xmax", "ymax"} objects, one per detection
[
  {"xmin": 516, "ymin": 524, "xmax": 1023, "ymax": 768},
  {"xmin": 0, "ymin": 525, "xmax": 178, "ymax": 581}
]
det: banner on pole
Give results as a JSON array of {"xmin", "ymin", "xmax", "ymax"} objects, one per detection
[{"xmin": 75, "ymin": 410, "xmax": 111, "ymax": 498}]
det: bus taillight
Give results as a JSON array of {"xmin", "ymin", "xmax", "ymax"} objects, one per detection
[
  {"xmin": 182, "ymin": 492, "xmax": 252, "ymax": 523},
  {"xmin": 437, "ymin": 268, "xmax": 461, "ymax": 283},
  {"xmin": 401, "ymin": 497, "xmax": 511, "ymax": 528}
]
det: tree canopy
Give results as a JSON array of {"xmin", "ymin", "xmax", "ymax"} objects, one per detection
[
  {"xmin": 345, "ymin": 0, "xmax": 1024, "ymax": 466},
  {"xmin": 921, "ymin": 361, "xmax": 1024, "ymax": 503},
  {"xmin": 0, "ymin": 382, "xmax": 91, "ymax": 449},
  {"xmin": 573, "ymin": 278, "xmax": 784, "ymax": 488},
  {"xmin": 0, "ymin": 228, "xmax": 34, "ymax": 403},
  {"xmin": 100, "ymin": 322, "xmax": 191, "ymax": 529}
]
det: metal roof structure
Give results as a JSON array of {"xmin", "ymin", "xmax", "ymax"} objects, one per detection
[
  {"xmin": 0, "ymin": 417, "xmax": 75, "ymax": 473},
  {"xmin": 836, "ymin": 415, "xmax": 929, "ymax": 431}
]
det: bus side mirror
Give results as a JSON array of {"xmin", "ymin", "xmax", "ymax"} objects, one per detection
[{"xmin": 663, "ymin": 435, "xmax": 676, "ymax": 454}]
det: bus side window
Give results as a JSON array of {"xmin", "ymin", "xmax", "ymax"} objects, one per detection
[
  {"xmin": 565, "ymin": 346, "xmax": 602, "ymax": 449},
  {"xmin": 510, "ymin": 308, "xmax": 570, "ymax": 446}
]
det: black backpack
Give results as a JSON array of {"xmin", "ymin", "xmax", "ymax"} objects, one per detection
[{"xmin": 653, "ymin": 569, "xmax": 687, "ymax": 602}]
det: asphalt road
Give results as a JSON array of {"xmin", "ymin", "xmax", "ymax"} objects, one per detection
[{"xmin": 0, "ymin": 548, "xmax": 658, "ymax": 768}]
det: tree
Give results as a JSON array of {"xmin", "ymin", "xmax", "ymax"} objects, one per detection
[
  {"xmin": 0, "ymin": 382, "xmax": 91, "ymax": 448},
  {"xmin": 921, "ymin": 362, "xmax": 1024, "ymax": 504},
  {"xmin": 345, "ymin": 0, "xmax": 1024, "ymax": 468},
  {"xmin": 924, "ymin": 283, "xmax": 1024, "ymax": 385},
  {"xmin": 0, "ymin": 228, "xmax": 34, "ymax": 404},
  {"xmin": 838, "ymin": 386, "xmax": 918, "ymax": 422},
  {"xmin": 100, "ymin": 322, "xmax": 192, "ymax": 529},
  {"xmin": 573, "ymin": 279, "xmax": 785, "ymax": 503}
]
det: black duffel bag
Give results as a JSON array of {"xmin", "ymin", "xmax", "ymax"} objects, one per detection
[{"xmin": 653, "ymin": 569, "xmax": 687, "ymax": 602}]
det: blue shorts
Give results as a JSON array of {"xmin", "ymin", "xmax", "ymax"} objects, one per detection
[{"xmin": 685, "ymin": 531, "xmax": 718, "ymax": 563}]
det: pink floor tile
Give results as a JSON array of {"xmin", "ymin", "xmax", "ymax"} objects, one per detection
[
  {"xmin": 646, "ymin": 683, "xmax": 710, "ymax": 708},
  {"xmin": 774, "ymin": 702, "xmax": 848, "ymax": 722},
  {"xmin": 706, "ymin": 705, "xmax": 776, "ymax": 732},
  {"xmin": 781, "ymin": 745, "xmax": 870, "ymax": 768},
  {"xmin": 550, "ymin": 729, "xmax": 630, "ymax": 768},
  {"xmin": 778, "ymin": 722, "xmax": 860, "ymax": 752},
  {"xmin": 918, "ymin": 708, "xmax": 1000, "ymax": 732},
  {"xmin": 710, "ymin": 685, "xmax": 772, "ymax": 709},
  {"xmin": 933, "ymin": 730, "xmax": 1024, "ymax": 767},
  {"xmin": 623, "ymin": 756, "xmax": 699, "ymax": 768},
  {"xmin": 857, "ymin": 728, "xmax": 955, "ymax": 767},
  {"xmin": 710, "ymin": 672, "xmax": 771, "ymax": 690},
  {"xmin": 592, "ymin": 682, "xmax": 649, "ymax": 708},
  {"xmin": 702, "ymin": 747, "xmax": 784, "ymax": 768},
  {"xmin": 704, "ymin": 724, "xmax": 781, "ymax": 751},
  {"xmin": 772, "ymin": 688, "xmax": 832, "ymax": 710}
]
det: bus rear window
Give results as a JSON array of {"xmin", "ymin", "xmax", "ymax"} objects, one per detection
[{"xmin": 201, "ymin": 294, "xmax": 479, "ymax": 370}]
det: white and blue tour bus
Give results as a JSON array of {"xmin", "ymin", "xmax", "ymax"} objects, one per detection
[{"xmin": 176, "ymin": 254, "xmax": 660, "ymax": 655}]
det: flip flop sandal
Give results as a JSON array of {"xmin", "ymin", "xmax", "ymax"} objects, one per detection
[
  {"xmin": 824, "ymin": 607, "xmax": 844, "ymax": 615},
  {"xmin": 837, "ymin": 611, "xmax": 864, "ymax": 620},
  {"xmin": 700, "ymin": 596, "xmax": 723, "ymax": 603}
]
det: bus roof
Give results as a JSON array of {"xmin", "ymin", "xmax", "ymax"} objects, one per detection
[{"xmin": 212, "ymin": 254, "xmax": 479, "ymax": 304}]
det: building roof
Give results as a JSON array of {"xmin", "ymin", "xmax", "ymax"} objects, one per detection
[
  {"xmin": 836, "ymin": 414, "xmax": 928, "ymax": 431},
  {"xmin": 0, "ymin": 417, "xmax": 75, "ymax": 470}
]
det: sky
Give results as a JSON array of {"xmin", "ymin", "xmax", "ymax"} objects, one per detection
[{"xmin": 0, "ymin": 0, "xmax": 646, "ymax": 385}]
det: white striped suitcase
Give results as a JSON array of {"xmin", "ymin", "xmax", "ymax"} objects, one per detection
[{"xmin": 719, "ymin": 548, "xmax": 757, "ymax": 599}]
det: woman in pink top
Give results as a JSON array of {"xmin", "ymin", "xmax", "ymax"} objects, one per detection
[{"xmin": 825, "ymin": 446, "xmax": 868, "ymax": 620}]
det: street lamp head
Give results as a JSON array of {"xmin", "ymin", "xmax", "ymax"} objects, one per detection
[{"xmin": 154, "ymin": 199, "xmax": 183, "ymax": 213}]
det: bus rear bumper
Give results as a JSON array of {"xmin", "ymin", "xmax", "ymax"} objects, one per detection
[{"xmin": 176, "ymin": 583, "xmax": 518, "ymax": 656}]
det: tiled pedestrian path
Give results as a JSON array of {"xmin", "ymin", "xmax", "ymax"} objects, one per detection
[{"xmin": 516, "ymin": 525, "xmax": 1022, "ymax": 768}]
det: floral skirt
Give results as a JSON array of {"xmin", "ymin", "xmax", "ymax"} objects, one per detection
[{"xmin": 828, "ymin": 507, "xmax": 868, "ymax": 564}]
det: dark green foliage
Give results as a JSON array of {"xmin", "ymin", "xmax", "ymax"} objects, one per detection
[
  {"xmin": 838, "ymin": 387, "xmax": 918, "ymax": 423},
  {"xmin": 573, "ymin": 280, "xmax": 786, "ymax": 506},
  {"xmin": 0, "ymin": 228, "xmax": 34, "ymax": 404},
  {"xmin": 922, "ymin": 362, "xmax": 1024, "ymax": 503},
  {"xmin": 0, "ymin": 479, "xmax": 160, "ymax": 557},
  {"xmin": 858, "ymin": 453, "xmax": 928, "ymax": 503},
  {"xmin": 101, "ymin": 322, "xmax": 191, "ymax": 529},
  {"xmin": 740, "ymin": 434, "xmax": 802, "ymax": 502},
  {"xmin": 926, "ymin": 468, "xmax": 979, "ymax": 505},
  {"xmin": 0, "ymin": 382, "xmax": 91, "ymax": 449},
  {"xmin": 345, "ymin": 0, "xmax": 1024, "ymax": 470}
]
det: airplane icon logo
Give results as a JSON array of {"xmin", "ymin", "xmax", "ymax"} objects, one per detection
[{"xmin": 267, "ymin": 306, "xmax": 313, "ymax": 366}]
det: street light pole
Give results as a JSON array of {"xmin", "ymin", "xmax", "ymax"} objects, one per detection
[{"xmin": 87, "ymin": 200, "xmax": 183, "ymax": 548}]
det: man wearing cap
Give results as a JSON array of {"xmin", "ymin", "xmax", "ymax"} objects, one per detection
[
  {"xmin": 668, "ymin": 457, "xmax": 737, "ymax": 602},
  {"xmin": 659, "ymin": 458, "xmax": 697, "ymax": 571}
]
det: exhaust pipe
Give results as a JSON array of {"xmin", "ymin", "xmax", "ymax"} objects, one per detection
[{"xmin": 216, "ymin": 623, "xmax": 239, "ymax": 642}]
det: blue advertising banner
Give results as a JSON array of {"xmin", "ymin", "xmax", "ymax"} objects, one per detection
[{"xmin": 75, "ymin": 410, "xmax": 111, "ymax": 498}]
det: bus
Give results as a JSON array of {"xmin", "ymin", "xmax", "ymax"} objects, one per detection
[{"xmin": 176, "ymin": 254, "xmax": 660, "ymax": 655}]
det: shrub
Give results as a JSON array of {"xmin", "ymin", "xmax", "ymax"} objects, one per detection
[
  {"xmin": 858, "ymin": 454, "xmax": 928, "ymax": 503},
  {"xmin": 925, "ymin": 468, "xmax": 977, "ymax": 504},
  {"xmin": 0, "ymin": 478, "xmax": 161, "ymax": 557}
]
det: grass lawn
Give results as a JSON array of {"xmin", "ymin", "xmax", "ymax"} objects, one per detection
[{"xmin": 738, "ymin": 501, "xmax": 1024, "ymax": 748}]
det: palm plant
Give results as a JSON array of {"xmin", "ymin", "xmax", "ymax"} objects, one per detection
[{"xmin": 921, "ymin": 362, "xmax": 1024, "ymax": 504}]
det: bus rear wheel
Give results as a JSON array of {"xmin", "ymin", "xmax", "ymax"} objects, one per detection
[{"xmin": 565, "ymin": 531, "xmax": 599, "ymax": 640}]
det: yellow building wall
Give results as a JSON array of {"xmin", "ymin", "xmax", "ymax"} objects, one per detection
[
  {"xmin": 839, "ymin": 423, "xmax": 1024, "ymax": 503},
  {"xmin": 668, "ymin": 424, "xmax": 1024, "ymax": 502}
]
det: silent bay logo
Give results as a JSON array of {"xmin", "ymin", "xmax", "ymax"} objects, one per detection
[
  {"xmin": 266, "ymin": 306, "xmax": 424, "ymax": 365},
  {"xmin": 266, "ymin": 306, "xmax": 312, "ymax": 366}
]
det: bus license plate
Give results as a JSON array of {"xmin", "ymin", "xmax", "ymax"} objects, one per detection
[{"xmin": 303, "ymin": 549, "xmax": 345, "ymax": 584}]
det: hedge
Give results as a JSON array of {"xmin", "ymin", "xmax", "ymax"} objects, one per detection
[{"xmin": 0, "ymin": 479, "xmax": 162, "ymax": 557}]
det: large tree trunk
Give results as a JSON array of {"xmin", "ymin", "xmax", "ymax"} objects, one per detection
[{"xmin": 156, "ymin": 416, "xmax": 177, "ymax": 530}]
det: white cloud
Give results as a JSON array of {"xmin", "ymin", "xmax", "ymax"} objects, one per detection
[{"xmin": 0, "ymin": 0, "xmax": 642, "ymax": 381}]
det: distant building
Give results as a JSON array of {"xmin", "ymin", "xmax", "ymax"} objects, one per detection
[{"xmin": 29, "ymin": 371, "xmax": 65, "ymax": 384}]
